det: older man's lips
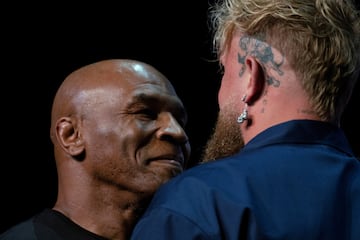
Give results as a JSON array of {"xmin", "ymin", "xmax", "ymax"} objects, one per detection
[{"xmin": 148, "ymin": 155, "xmax": 184, "ymax": 168}]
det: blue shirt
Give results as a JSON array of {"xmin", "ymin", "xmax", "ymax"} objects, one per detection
[{"xmin": 131, "ymin": 120, "xmax": 360, "ymax": 240}]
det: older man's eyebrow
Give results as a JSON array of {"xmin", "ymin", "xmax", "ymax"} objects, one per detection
[{"xmin": 126, "ymin": 93, "xmax": 187, "ymax": 121}]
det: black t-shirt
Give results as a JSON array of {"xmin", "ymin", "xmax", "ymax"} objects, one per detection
[{"xmin": 0, "ymin": 208, "xmax": 108, "ymax": 240}]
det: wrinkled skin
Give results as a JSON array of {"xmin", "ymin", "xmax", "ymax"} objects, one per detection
[{"xmin": 50, "ymin": 59, "xmax": 190, "ymax": 239}]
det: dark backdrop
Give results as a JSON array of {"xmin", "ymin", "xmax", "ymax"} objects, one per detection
[{"xmin": 1, "ymin": 1, "xmax": 359, "ymax": 233}]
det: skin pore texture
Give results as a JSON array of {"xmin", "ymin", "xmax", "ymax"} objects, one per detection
[{"xmin": 50, "ymin": 59, "xmax": 190, "ymax": 239}]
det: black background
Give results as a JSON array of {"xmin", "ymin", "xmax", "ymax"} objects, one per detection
[{"xmin": 1, "ymin": 1, "xmax": 359, "ymax": 233}]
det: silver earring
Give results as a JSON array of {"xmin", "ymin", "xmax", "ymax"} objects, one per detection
[
  {"xmin": 237, "ymin": 108, "xmax": 248, "ymax": 123},
  {"xmin": 237, "ymin": 95, "xmax": 248, "ymax": 123}
]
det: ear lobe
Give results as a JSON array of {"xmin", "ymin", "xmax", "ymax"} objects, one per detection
[
  {"xmin": 245, "ymin": 57, "xmax": 265, "ymax": 105},
  {"xmin": 56, "ymin": 117, "xmax": 85, "ymax": 157}
]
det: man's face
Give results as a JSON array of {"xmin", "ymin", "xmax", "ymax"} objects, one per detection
[
  {"xmin": 80, "ymin": 72, "xmax": 190, "ymax": 197},
  {"xmin": 202, "ymin": 32, "xmax": 247, "ymax": 162}
]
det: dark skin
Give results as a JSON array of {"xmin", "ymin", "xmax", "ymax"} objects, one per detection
[{"xmin": 49, "ymin": 59, "xmax": 190, "ymax": 239}]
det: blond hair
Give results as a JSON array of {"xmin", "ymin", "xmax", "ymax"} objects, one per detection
[{"xmin": 210, "ymin": 0, "xmax": 360, "ymax": 123}]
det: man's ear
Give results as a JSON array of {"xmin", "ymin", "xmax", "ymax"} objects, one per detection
[
  {"xmin": 55, "ymin": 117, "xmax": 85, "ymax": 157},
  {"xmin": 244, "ymin": 56, "xmax": 265, "ymax": 105}
]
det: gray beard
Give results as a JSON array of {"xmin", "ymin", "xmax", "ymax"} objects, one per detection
[{"xmin": 201, "ymin": 107, "xmax": 244, "ymax": 162}]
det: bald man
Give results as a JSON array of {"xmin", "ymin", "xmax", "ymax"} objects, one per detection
[{"xmin": 1, "ymin": 59, "xmax": 190, "ymax": 240}]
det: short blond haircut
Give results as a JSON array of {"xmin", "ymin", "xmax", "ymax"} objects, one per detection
[{"xmin": 210, "ymin": 0, "xmax": 360, "ymax": 123}]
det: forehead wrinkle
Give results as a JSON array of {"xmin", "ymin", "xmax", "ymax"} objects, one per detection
[{"xmin": 73, "ymin": 87, "xmax": 124, "ymax": 115}]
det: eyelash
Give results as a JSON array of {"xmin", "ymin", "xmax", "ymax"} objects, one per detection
[
  {"xmin": 218, "ymin": 66, "xmax": 224, "ymax": 75},
  {"xmin": 136, "ymin": 109, "xmax": 157, "ymax": 120},
  {"xmin": 136, "ymin": 108, "xmax": 186, "ymax": 127}
]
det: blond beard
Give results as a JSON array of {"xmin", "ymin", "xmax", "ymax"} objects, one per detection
[{"xmin": 201, "ymin": 106, "xmax": 244, "ymax": 162}]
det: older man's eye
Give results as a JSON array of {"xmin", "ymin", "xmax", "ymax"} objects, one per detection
[{"xmin": 136, "ymin": 109, "xmax": 157, "ymax": 120}]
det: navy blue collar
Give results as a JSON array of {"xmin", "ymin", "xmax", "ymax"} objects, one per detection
[{"xmin": 244, "ymin": 120, "xmax": 354, "ymax": 156}]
